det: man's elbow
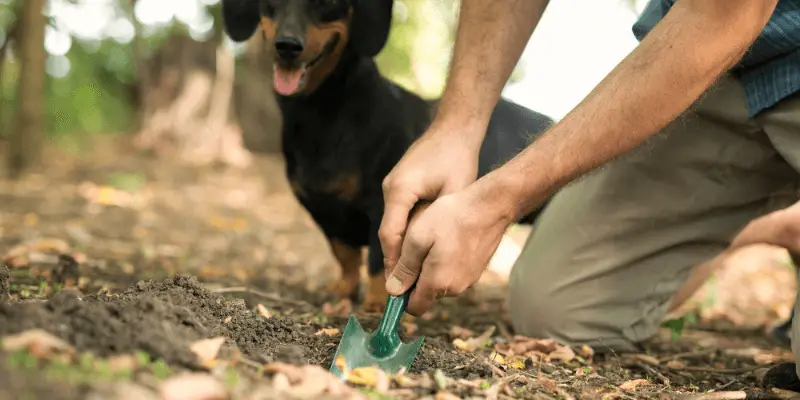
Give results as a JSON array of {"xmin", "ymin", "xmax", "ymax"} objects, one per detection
[{"xmin": 677, "ymin": 0, "xmax": 779, "ymax": 65}]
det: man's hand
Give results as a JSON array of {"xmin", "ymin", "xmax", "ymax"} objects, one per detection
[
  {"xmin": 730, "ymin": 202, "xmax": 800, "ymax": 256},
  {"xmin": 378, "ymin": 0, "xmax": 548, "ymax": 282},
  {"xmin": 379, "ymin": 123, "xmax": 482, "ymax": 277},
  {"xmin": 383, "ymin": 178, "xmax": 516, "ymax": 316}
]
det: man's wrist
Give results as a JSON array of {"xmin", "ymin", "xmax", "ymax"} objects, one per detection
[
  {"xmin": 427, "ymin": 112, "xmax": 489, "ymax": 150},
  {"xmin": 470, "ymin": 165, "xmax": 540, "ymax": 224}
]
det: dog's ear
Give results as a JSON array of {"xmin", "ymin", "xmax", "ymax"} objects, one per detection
[
  {"xmin": 221, "ymin": 0, "xmax": 261, "ymax": 42},
  {"xmin": 349, "ymin": 0, "xmax": 393, "ymax": 57}
]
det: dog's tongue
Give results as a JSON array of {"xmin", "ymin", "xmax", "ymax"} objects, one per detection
[{"xmin": 274, "ymin": 67, "xmax": 304, "ymax": 95}]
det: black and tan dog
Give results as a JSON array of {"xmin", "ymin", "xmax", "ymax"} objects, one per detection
[{"xmin": 220, "ymin": 0, "xmax": 554, "ymax": 312}]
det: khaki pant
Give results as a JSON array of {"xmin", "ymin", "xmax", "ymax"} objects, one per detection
[{"xmin": 508, "ymin": 74, "xmax": 800, "ymax": 354}]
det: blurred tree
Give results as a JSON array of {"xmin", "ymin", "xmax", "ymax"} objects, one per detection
[
  {"xmin": 8, "ymin": 0, "xmax": 46, "ymax": 178},
  {"xmin": 0, "ymin": 0, "xmax": 21, "ymax": 151}
]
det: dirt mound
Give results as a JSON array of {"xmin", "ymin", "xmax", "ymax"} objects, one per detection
[{"xmin": 0, "ymin": 275, "xmax": 486, "ymax": 376}]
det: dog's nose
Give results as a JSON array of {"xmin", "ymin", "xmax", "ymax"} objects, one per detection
[{"xmin": 274, "ymin": 36, "xmax": 304, "ymax": 61}]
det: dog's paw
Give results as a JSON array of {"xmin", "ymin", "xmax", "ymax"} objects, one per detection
[
  {"xmin": 361, "ymin": 275, "xmax": 388, "ymax": 313},
  {"xmin": 327, "ymin": 276, "xmax": 360, "ymax": 301}
]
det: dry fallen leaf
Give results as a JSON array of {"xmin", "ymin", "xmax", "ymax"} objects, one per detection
[
  {"xmin": 488, "ymin": 351, "xmax": 507, "ymax": 365},
  {"xmin": 508, "ymin": 336, "xmax": 559, "ymax": 355},
  {"xmin": 257, "ymin": 304, "xmax": 272, "ymax": 319},
  {"xmin": 314, "ymin": 328, "xmax": 341, "ymax": 336},
  {"xmin": 263, "ymin": 362, "xmax": 356, "ymax": 396},
  {"xmin": 265, "ymin": 363, "xmax": 306, "ymax": 383},
  {"xmin": 580, "ymin": 344, "xmax": 594, "ymax": 358},
  {"xmin": 272, "ymin": 372, "xmax": 291, "ymax": 391},
  {"xmin": 158, "ymin": 373, "xmax": 228, "ymax": 400},
  {"xmin": 449, "ymin": 326, "xmax": 475, "ymax": 339},
  {"xmin": 546, "ymin": 345, "xmax": 576, "ymax": 363},
  {"xmin": 1, "ymin": 329, "xmax": 75, "ymax": 358},
  {"xmin": 108, "ymin": 354, "xmax": 138, "ymax": 372},
  {"xmin": 334, "ymin": 355, "xmax": 349, "ymax": 375},
  {"xmin": 393, "ymin": 374, "xmax": 418, "ymax": 388},
  {"xmin": 619, "ymin": 379, "xmax": 650, "ymax": 391},
  {"xmin": 402, "ymin": 322, "xmax": 418, "ymax": 335},
  {"xmin": 421, "ymin": 311, "xmax": 436, "ymax": 321},
  {"xmin": 347, "ymin": 366, "xmax": 380, "ymax": 387},
  {"xmin": 453, "ymin": 326, "xmax": 495, "ymax": 352},
  {"xmin": 433, "ymin": 369, "xmax": 449, "ymax": 391},
  {"xmin": 632, "ymin": 354, "xmax": 660, "ymax": 366},
  {"xmin": 507, "ymin": 358, "xmax": 527, "ymax": 370},
  {"xmin": 666, "ymin": 360, "xmax": 686, "ymax": 369},
  {"xmin": 190, "ymin": 337, "xmax": 226, "ymax": 366},
  {"xmin": 322, "ymin": 300, "xmax": 353, "ymax": 316},
  {"xmin": 435, "ymin": 392, "xmax": 461, "ymax": 400},
  {"xmin": 754, "ymin": 353, "xmax": 783, "ymax": 364},
  {"xmin": 290, "ymin": 365, "xmax": 352, "ymax": 397}
]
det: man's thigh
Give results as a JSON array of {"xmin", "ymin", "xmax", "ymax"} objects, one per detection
[
  {"xmin": 508, "ymin": 75, "xmax": 798, "ymax": 351},
  {"xmin": 755, "ymin": 92, "xmax": 800, "ymax": 376}
]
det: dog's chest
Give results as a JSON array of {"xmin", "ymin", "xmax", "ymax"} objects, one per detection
[{"xmin": 282, "ymin": 120, "xmax": 368, "ymax": 204}]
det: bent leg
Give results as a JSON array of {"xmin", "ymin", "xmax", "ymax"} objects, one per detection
[{"xmin": 508, "ymin": 75, "xmax": 798, "ymax": 352}]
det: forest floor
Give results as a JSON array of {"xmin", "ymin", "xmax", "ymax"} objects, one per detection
[{"xmin": 1, "ymin": 137, "xmax": 798, "ymax": 400}]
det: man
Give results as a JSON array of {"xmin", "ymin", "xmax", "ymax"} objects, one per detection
[{"xmin": 378, "ymin": 0, "xmax": 800, "ymax": 376}]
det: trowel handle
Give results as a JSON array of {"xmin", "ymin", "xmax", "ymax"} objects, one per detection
[{"xmin": 373, "ymin": 282, "xmax": 417, "ymax": 342}]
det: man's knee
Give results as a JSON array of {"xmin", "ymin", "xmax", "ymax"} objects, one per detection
[
  {"xmin": 507, "ymin": 277, "xmax": 645, "ymax": 352},
  {"xmin": 507, "ymin": 278, "xmax": 573, "ymax": 339}
]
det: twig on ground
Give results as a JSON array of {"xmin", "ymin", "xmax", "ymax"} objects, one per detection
[
  {"xmin": 674, "ymin": 391, "xmax": 747, "ymax": 400},
  {"xmin": 714, "ymin": 379, "xmax": 741, "ymax": 392},
  {"xmin": 213, "ymin": 286, "xmax": 305, "ymax": 306},
  {"xmin": 485, "ymin": 374, "xmax": 520, "ymax": 400},
  {"xmin": 237, "ymin": 357, "xmax": 266, "ymax": 371},
  {"xmin": 496, "ymin": 322, "xmax": 512, "ymax": 341},
  {"xmin": 660, "ymin": 350, "xmax": 717, "ymax": 363},
  {"xmin": 485, "ymin": 360, "xmax": 506, "ymax": 377},
  {"xmin": 635, "ymin": 361, "xmax": 670, "ymax": 386},
  {"xmin": 666, "ymin": 362, "xmax": 780, "ymax": 375}
]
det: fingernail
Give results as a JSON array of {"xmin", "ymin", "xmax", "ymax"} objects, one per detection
[{"xmin": 386, "ymin": 276, "xmax": 403, "ymax": 294}]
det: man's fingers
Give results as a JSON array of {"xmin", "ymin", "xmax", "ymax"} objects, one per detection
[
  {"xmin": 379, "ymin": 180, "xmax": 419, "ymax": 274},
  {"xmin": 385, "ymin": 224, "xmax": 432, "ymax": 296},
  {"xmin": 405, "ymin": 255, "xmax": 443, "ymax": 316},
  {"xmin": 407, "ymin": 283, "xmax": 437, "ymax": 317}
]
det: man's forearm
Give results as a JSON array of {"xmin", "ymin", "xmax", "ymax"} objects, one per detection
[
  {"xmin": 433, "ymin": 0, "xmax": 549, "ymax": 145},
  {"xmin": 481, "ymin": 0, "xmax": 778, "ymax": 220}
]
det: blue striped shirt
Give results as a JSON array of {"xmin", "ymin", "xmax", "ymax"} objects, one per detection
[{"xmin": 632, "ymin": 0, "xmax": 800, "ymax": 117}]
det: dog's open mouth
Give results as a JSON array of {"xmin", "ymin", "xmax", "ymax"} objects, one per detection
[{"xmin": 272, "ymin": 36, "xmax": 338, "ymax": 96}]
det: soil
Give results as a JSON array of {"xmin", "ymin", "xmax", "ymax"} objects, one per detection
[
  {"xmin": 0, "ymin": 274, "xmax": 485, "ymax": 375},
  {"xmin": 0, "ymin": 137, "xmax": 798, "ymax": 399}
]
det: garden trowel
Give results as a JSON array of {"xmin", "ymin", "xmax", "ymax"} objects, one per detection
[{"xmin": 329, "ymin": 288, "xmax": 424, "ymax": 380}]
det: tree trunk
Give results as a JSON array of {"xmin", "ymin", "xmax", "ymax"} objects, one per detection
[
  {"xmin": 8, "ymin": 0, "xmax": 46, "ymax": 179},
  {"xmin": 132, "ymin": 34, "xmax": 255, "ymax": 168}
]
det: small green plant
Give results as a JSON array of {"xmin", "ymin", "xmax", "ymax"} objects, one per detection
[
  {"xmin": 107, "ymin": 171, "xmax": 146, "ymax": 192},
  {"xmin": 223, "ymin": 367, "xmax": 240, "ymax": 389},
  {"xmin": 134, "ymin": 350, "xmax": 151, "ymax": 366},
  {"xmin": 5, "ymin": 350, "xmax": 38, "ymax": 370},
  {"xmin": 662, "ymin": 312, "xmax": 698, "ymax": 341},
  {"xmin": 151, "ymin": 359, "xmax": 172, "ymax": 381}
]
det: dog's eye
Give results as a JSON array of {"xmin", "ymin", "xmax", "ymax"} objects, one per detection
[
  {"xmin": 314, "ymin": 0, "xmax": 347, "ymax": 22},
  {"xmin": 262, "ymin": 0, "xmax": 281, "ymax": 16}
]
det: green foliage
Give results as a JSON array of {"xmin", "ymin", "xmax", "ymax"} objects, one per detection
[
  {"xmin": 0, "ymin": 0, "xmax": 213, "ymax": 144},
  {"xmin": 106, "ymin": 171, "xmax": 147, "ymax": 191},
  {"xmin": 1, "ymin": 38, "xmax": 136, "ymax": 142},
  {"xmin": 662, "ymin": 312, "xmax": 698, "ymax": 342}
]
